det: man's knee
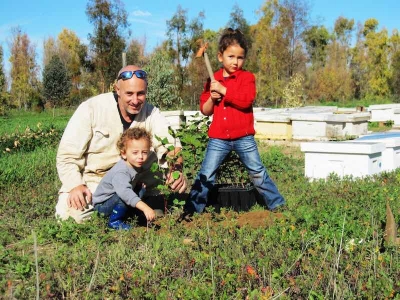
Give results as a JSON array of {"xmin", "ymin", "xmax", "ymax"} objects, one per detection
[{"xmin": 55, "ymin": 193, "xmax": 94, "ymax": 223}]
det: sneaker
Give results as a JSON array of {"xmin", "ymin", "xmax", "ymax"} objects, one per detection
[
  {"xmin": 178, "ymin": 211, "xmax": 193, "ymax": 223},
  {"xmin": 270, "ymin": 205, "xmax": 286, "ymax": 213},
  {"xmin": 108, "ymin": 219, "xmax": 131, "ymax": 230}
]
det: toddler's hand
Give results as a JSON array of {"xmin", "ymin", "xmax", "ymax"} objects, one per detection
[{"xmin": 143, "ymin": 207, "xmax": 156, "ymax": 222}]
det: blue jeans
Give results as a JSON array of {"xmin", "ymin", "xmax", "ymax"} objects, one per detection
[
  {"xmin": 186, "ymin": 136, "xmax": 285, "ymax": 212},
  {"xmin": 94, "ymin": 193, "xmax": 127, "ymax": 217}
]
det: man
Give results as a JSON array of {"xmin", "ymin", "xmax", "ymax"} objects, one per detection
[{"xmin": 56, "ymin": 65, "xmax": 186, "ymax": 223}]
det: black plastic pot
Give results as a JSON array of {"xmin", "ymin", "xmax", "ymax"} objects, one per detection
[{"xmin": 207, "ymin": 183, "xmax": 266, "ymax": 212}]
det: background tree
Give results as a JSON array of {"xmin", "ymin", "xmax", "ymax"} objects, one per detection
[
  {"xmin": 279, "ymin": 0, "xmax": 309, "ymax": 78},
  {"xmin": 58, "ymin": 29, "xmax": 85, "ymax": 92},
  {"xmin": 350, "ymin": 22, "xmax": 368, "ymax": 99},
  {"xmin": 307, "ymin": 43, "xmax": 353, "ymax": 102},
  {"xmin": 42, "ymin": 55, "xmax": 71, "ymax": 108},
  {"xmin": 126, "ymin": 38, "xmax": 147, "ymax": 66},
  {"xmin": 363, "ymin": 19, "xmax": 391, "ymax": 98},
  {"xmin": 227, "ymin": 4, "xmax": 252, "ymax": 46},
  {"xmin": 145, "ymin": 45, "xmax": 182, "ymax": 110},
  {"xmin": 86, "ymin": 0, "xmax": 129, "ymax": 93},
  {"xmin": 184, "ymin": 29, "xmax": 219, "ymax": 110},
  {"xmin": 0, "ymin": 45, "xmax": 9, "ymax": 115},
  {"xmin": 0, "ymin": 46, "xmax": 6, "ymax": 94},
  {"xmin": 43, "ymin": 37, "xmax": 58, "ymax": 67},
  {"xmin": 252, "ymin": 0, "xmax": 287, "ymax": 106},
  {"xmin": 166, "ymin": 6, "xmax": 205, "ymax": 99},
  {"xmin": 303, "ymin": 25, "xmax": 330, "ymax": 68},
  {"xmin": 227, "ymin": 4, "xmax": 251, "ymax": 34},
  {"xmin": 305, "ymin": 17, "xmax": 353, "ymax": 103},
  {"xmin": 166, "ymin": 5, "xmax": 188, "ymax": 72},
  {"xmin": 334, "ymin": 16, "xmax": 354, "ymax": 54},
  {"xmin": 390, "ymin": 30, "xmax": 400, "ymax": 101},
  {"xmin": 181, "ymin": 12, "xmax": 205, "ymax": 107},
  {"xmin": 43, "ymin": 30, "xmax": 90, "ymax": 105},
  {"xmin": 8, "ymin": 27, "xmax": 39, "ymax": 110}
]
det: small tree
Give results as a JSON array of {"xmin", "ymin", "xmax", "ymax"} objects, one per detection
[
  {"xmin": 42, "ymin": 55, "xmax": 71, "ymax": 109},
  {"xmin": 86, "ymin": 0, "xmax": 129, "ymax": 93},
  {"xmin": 0, "ymin": 45, "xmax": 8, "ymax": 115},
  {"xmin": 283, "ymin": 73, "xmax": 304, "ymax": 107},
  {"xmin": 145, "ymin": 47, "xmax": 182, "ymax": 110},
  {"xmin": 9, "ymin": 27, "xmax": 39, "ymax": 110}
]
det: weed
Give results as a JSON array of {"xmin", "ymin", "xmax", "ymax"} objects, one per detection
[{"xmin": 0, "ymin": 111, "xmax": 399, "ymax": 298}]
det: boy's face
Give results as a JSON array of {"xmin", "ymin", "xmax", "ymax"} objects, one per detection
[
  {"xmin": 121, "ymin": 138, "xmax": 150, "ymax": 169},
  {"xmin": 218, "ymin": 43, "xmax": 245, "ymax": 76}
]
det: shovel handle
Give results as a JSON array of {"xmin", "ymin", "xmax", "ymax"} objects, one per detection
[{"xmin": 204, "ymin": 52, "xmax": 214, "ymax": 81}]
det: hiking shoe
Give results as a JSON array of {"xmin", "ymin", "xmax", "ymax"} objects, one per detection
[
  {"xmin": 108, "ymin": 219, "xmax": 131, "ymax": 230},
  {"xmin": 178, "ymin": 211, "xmax": 193, "ymax": 223},
  {"xmin": 270, "ymin": 205, "xmax": 286, "ymax": 213}
]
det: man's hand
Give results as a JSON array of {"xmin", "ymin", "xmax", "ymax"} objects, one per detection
[
  {"xmin": 67, "ymin": 184, "xmax": 92, "ymax": 211},
  {"xmin": 166, "ymin": 170, "xmax": 187, "ymax": 194}
]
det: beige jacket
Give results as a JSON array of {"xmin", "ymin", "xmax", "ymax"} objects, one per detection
[{"xmin": 56, "ymin": 92, "xmax": 181, "ymax": 193}]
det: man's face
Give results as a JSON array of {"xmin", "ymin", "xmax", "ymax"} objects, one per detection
[{"xmin": 116, "ymin": 73, "xmax": 147, "ymax": 116}]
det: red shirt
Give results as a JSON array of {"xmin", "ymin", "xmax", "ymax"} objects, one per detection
[{"xmin": 200, "ymin": 68, "xmax": 256, "ymax": 140}]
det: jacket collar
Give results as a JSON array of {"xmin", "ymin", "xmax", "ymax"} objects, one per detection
[{"xmin": 214, "ymin": 68, "xmax": 245, "ymax": 81}]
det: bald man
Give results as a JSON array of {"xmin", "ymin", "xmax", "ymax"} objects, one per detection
[{"xmin": 56, "ymin": 65, "xmax": 186, "ymax": 223}]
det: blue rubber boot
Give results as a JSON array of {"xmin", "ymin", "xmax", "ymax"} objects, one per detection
[{"xmin": 108, "ymin": 203, "xmax": 131, "ymax": 230}]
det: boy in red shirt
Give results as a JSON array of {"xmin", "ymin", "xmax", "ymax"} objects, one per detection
[{"xmin": 186, "ymin": 28, "xmax": 286, "ymax": 213}]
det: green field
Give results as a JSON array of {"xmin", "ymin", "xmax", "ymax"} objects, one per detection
[{"xmin": 0, "ymin": 109, "xmax": 399, "ymax": 299}]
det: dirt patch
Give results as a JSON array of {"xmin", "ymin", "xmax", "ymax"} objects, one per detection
[
  {"xmin": 236, "ymin": 210, "xmax": 281, "ymax": 228},
  {"xmin": 175, "ymin": 209, "xmax": 283, "ymax": 230}
]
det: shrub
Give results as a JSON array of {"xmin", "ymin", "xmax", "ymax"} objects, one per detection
[{"xmin": 0, "ymin": 124, "xmax": 62, "ymax": 155}]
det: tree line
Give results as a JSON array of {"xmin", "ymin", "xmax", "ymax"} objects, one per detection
[{"xmin": 0, "ymin": 0, "xmax": 399, "ymax": 115}]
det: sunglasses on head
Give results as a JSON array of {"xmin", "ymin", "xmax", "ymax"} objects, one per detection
[{"xmin": 117, "ymin": 70, "xmax": 147, "ymax": 81}]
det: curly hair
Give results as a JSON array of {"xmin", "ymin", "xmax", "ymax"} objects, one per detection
[
  {"xmin": 117, "ymin": 127, "xmax": 152, "ymax": 153},
  {"xmin": 218, "ymin": 28, "xmax": 248, "ymax": 56}
]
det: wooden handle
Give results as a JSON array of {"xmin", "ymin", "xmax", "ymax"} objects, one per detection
[{"xmin": 204, "ymin": 52, "xmax": 214, "ymax": 81}]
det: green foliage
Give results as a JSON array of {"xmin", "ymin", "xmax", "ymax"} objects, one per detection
[
  {"xmin": 0, "ymin": 108, "xmax": 72, "ymax": 136},
  {"xmin": 9, "ymin": 27, "xmax": 39, "ymax": 110},
  {"xmin": 175, "ymin": 114, "xmax": 210, "ymax": 183},
  {"xmin": 334, "ymin": 16, "xmax": 354, "ymax": 45},
  {"xmin": 166, "ymin": 5, "xmax": 205, "ymax": 99},
  {"xmin": 0, "ymin": 45, "xmax": 6, "ymax": 93},
  {"xmin": 368, "ymin": 121, "xmax": 394, "ymax": 132},
  {"xmin": 1, "ymin": 110, "xmax": 399, "ymax": 298},
  {"xmin": 215, "ymin": 151, "xmax": 250, "ymax": 185},
  {"xmin": 227, "ymin": 4, "xmax": 251, "ymax": 47},
  {"xmin": 86, "ymin": 0, "xmax": 129, "ymax": 92},
  {"xmin": 145, "ymin": 49, "xmax": 182, "ymax": 110},
  {"xmin": 303, "ymin": 25, "xmax": 330, "ymax": 67},
  {"xmin": 283, "ymin": 73, "xmax": 305, "ymax": 107},
  {"xmin": 0, "ymin": 124, "xmax": 62, "ymax": 156},
  {"xmin": 42, "ymin": 55, "xmax": 72, "ymax": 107}
]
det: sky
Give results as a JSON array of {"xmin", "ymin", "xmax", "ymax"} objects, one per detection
[{"xmin": 0, "ymin": 0, "xmax": 399, "ymax": 74}]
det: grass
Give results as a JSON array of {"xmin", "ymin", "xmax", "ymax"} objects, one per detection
[
  {"xmin": 0, "ymin": 108, "xmax": 73, "ymax": 136},
  {"xmin": 368, "ymin": 121, "xmax": 395, "ymax": 133},
  {"xmin": 0, "ymin": 109, "xmax": 399, "ymax": 298}
]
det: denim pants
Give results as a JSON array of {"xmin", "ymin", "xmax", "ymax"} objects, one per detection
[
  {"xmin": 186, "ymin": 136, "xmax": 285, "ymax": 212},
  {"xmin": 94, "ymin": 193, "xmax": 126, "ymax": 217}
]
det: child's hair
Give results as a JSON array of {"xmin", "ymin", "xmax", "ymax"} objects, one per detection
[
  {"xmin": 117, "ymin": 127, "xmax": 152, "ymax": 153},
  {"xmin": 218, "ymin": 28, "xmax": 248, "ymax": 56}
]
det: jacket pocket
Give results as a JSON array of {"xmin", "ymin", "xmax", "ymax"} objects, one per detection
[{"xmin": 89, "ymin": 127, "xmax": 111, "ymax": 153}]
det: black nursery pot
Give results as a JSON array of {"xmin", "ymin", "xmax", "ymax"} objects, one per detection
[{"xmin": 207, "ymin": 184, "xmax": 266, "ymax": 212}]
